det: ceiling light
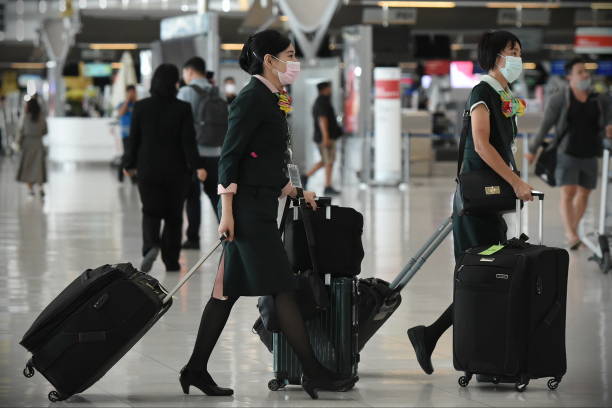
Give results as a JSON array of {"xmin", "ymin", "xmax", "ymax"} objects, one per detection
[
  {"xmin": 10, "ymin": 63, "xmax": 47, "ymax": 69},
  {"xmin": 592, "ymin": 2, "xmax": 612, "ymax": 9},
  {"xmin": 221, "ymin": 43, "xmax": 244, "ymax": 51},
  {"xmin": 89, "ymin": 43, "xmax": 138, "ymax": 50},
  {"xmin": 585, "ymin": 62, "xmax": 598, "ymax": 70},
  {"xmin": 486, "ymin": 2, "xmax": 560, "ymax": 8},
  {"xmin": 522, "ymin": 62, "xmax": 537, "ymax": 70},
  {"xmin": 111, "ymin": 62, "xmax": 123, "ymax": 69},
  {"xmin": 46, "ymin": 61, "xmax": 57, "ymax": 68},
  {"xmin": 222, "ymin": 0, "xmax": 231, "ymax": 12},
  {"xmin": 377, "ymin": 1, "xmax": 455, "ymax": 7},
  {"xmin": 279, "ymin": 15, "xmax": 289, "ymax": 22}
]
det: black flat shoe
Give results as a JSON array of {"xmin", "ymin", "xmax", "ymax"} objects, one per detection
[
  {"xmin": 179, "ymin": 367, "xmax": 233, "ymax": 396},
  {"xmin": 301, "ymin": 375, "xmax": 357, "ymax": 400},
  {"xmin": 407, "ymin": 325, "xmax": 434, "ymax": 375}
]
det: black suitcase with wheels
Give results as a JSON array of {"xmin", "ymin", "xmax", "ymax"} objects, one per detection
[
  {"xmin": 20, "ymin": 241, "xmax": 224, "ymax": 402},
  {"xmin": 453, "ymin": 193, "xmax": 569, "ymax": 392},
  {"xmin": 268, "ymin": 197, "xmax": 359, "ymax": 391},
  {"xmin": 357, "ymin": 217, "xmax": 453, "ymax": 351}
]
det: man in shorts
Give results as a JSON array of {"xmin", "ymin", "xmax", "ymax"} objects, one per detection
[
  {"xmin": 527, "ymin": 57, "xmax": 612, "ymax": 249},
  {"xmin": 303, "ymin": 82, "xmax": 343, "ymax": 196}
]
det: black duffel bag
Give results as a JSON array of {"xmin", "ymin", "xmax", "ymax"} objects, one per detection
[{"xmin": 284, "ymin": 200, "xmax": 364, "ymax": 277}]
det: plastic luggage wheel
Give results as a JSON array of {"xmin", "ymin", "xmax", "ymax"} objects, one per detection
[
  {"xmin": 48, "ymin": 391, "xmax": 63, "ymax": 402},
  {"xmin": 23, "ymin": 360, "xmax": 34, "ymax": 378},
  {"xmin": 268, "ymin": 378, "xmax": 286, "ymax": 391},
  {"xmin": 547, "ymin": 377, "xmax": 561, "ymax": 391},
  {"xmin": 458, "ymin": 373, "xmax": 472, "ymax": 387},
  {"xmin": 514, "ymin": 376, "xmax": 530, "ymax": 392}
]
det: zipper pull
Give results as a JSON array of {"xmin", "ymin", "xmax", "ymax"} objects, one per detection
[{"xmin": 536, "ymin": 276, "xmax": 543, "ymax": 295}]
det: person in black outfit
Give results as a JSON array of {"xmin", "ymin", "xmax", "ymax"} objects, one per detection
[
  {"xmin": 407, "ymin": 31, "xmax": 534, "ymax": 375},
  {"xmin": 178, "ymin": 57, "xmax": 224, "ymax": 250},
  {"xmin": 303, "ymin": 81, "xmax": 343, "ymax": 195},
  {"xmin": 179, "ymin": 30, "xmax": 356, "ymax": 400},
  {"xmin": 123, "ymin": 64, "xmax": 206, "ymax": 273}
]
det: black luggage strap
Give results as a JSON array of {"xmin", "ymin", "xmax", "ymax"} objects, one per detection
[{"xmin": 292, "ymin": 188, "xmax": 323, "ymax": 277}]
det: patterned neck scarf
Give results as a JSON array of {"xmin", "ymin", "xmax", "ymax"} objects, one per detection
[
  {"xmin": 499, "ymin": 89, "xmax": 526, "ymax": 118},
  {"xmin": 276, "ymin": 90, "xmax": 293, "ymax": 115}
]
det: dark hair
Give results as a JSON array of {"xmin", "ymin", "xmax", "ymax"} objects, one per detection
[
  {"xmin": 126, "ymin": 85, "xmax": 136, "ymax": 92},
  {"xmin": 565, "ymin": 57, "xmax": 586, "ymax": 75},
  {"xmin": 150, "ymin": 64, "xmax": 179, "ymax": 98},
  {"xmin": 183, "ymin": 57, "xmax": 206, "ymax": 75},
  {"xmin": 317, "ymin": 81, "xmax": 332, "ymax": 92},
  {"xmin": 477, "ymin": 30, "xmax": 522, "ymax": 72},
  {"xmin": 239, "ymin": 29, "xmax": 292, "ymax": 75},
  {"xmin": 224, "ymin": 76, "xmax": 235, "ymax": 82},
  {"xmin": 26, "ymin": 97, "xmax": 41, "ymax": 122}
]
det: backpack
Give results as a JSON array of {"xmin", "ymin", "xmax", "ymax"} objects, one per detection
[{"xmin": 189, "ymin": 85, "xmax": 229, "ymax": 148}]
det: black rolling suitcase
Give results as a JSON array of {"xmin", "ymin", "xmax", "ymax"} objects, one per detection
[
  {"xmin": 453, "ymin": 193, "xmax": 569, "ymax": 392},
  {"xmin": 268, "ymin": 197, "xmax": 359, "ymax": 391},
  {"xmin": 357, "ymin": 217, "xmax": 453, "ymax": 351},
  {"xmin": 20, "ymin": 240, "xmax": 224, "ymax": 402}
]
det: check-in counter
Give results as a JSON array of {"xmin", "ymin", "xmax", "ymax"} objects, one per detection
[
  {"xmin": 402, "ymin": 110, "xmax": 432, "ymax": 177},
  {"xmin": 48, "ymin": 117, "xmax": 119, "ymax": 163}
]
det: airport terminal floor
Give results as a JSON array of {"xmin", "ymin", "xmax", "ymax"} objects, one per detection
[{"xmin": 1, "ymin": 158, "xmax": 611, "ymax": 407}]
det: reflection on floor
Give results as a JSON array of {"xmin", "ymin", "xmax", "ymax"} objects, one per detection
[{"xmin": 1, "ymin": 158, "xmax": 610, "ymax": 407}]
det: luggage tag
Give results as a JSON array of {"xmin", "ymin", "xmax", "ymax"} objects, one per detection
[{"xmin": 478, "ymin": 244, "xmax": 505, "ymax": 256}]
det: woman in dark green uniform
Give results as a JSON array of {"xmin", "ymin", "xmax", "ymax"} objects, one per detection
[
  {"xmin": 407, "ymin": 31, "xmax": 535, "ymax": 375},
  {"xmin": 179, "ymin": 30, "xmax": 356, "ymax": 400}
]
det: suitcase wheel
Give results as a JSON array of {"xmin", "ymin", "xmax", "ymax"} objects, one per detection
[
  {"xmin": 268, "ymin": 379, "xmax": 285, "ymax": 391},
  {"xmin": 547, "ymin": 378, "xmax": 561, "ymax": 391},
  {"xmin": 48, "ymin": 391, "xmax": 62, "ymax": 402},
  {"xmin": 514, "ymin": 380, "xmax": 529, "ymax": 392},
  {"xmin": 458, "ymin": 375, "xmax": 471, "ymax": 388},
  {"xmin": 492, "ymin": 377, "xmax": 501, "ymax": 385},
  {"xmin": 23, "ymin": 364, "xmax": 34, "ymax": 378}
]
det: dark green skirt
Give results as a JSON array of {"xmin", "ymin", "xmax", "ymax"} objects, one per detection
[
  {"xmin": 219, "ymin": 186, "xmax": 297, "ymax": 297},
  {"xmin": 452, "ymin": 190, "xmax": 508, "ymax": 261}
]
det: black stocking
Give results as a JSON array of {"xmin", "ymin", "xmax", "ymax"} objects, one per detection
[
  {"xmin": 274, "ymin": 291, "xmax": 329, "ymax": 379},
  {"xmin": 186, "ymin": 296, "xmax": 238, "ymax": 381},
  {"xmin": 424, "ymin": 303, "xmax": 453, "ymax": 354}
]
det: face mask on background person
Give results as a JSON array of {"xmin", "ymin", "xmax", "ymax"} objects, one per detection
[
  {"xmin": 224, "ymin": 83, "xmax": 237, "ymax": 95},
  {"xmin": 498, "ymin": 54, "xmax": 523, "ymax": 83},
  {"xmin": 575, "ymin": 78, "xmax": 592, "ymax": 91},
  {"xmin": 272, "ymin": 56, "xmax": 301, "ymax": 85}
]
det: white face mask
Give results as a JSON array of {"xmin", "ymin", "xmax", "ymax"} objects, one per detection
[
  {"xmin": 224, "ymin": 83, "xmax": 237, "ymax": 94},
  {"xmin": 498, "ymin": 54, "xmax": 523, "ymax": 83}
]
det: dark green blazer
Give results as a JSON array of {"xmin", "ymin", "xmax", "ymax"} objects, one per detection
[{"xmin": 218, "ymin": 77, "xmax": 290, "ymax": 190}]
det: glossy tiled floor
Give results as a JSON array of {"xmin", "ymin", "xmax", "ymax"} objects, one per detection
[{"xmin": 1, "ymin": 157, "xmax": 611, "ymax": 407}]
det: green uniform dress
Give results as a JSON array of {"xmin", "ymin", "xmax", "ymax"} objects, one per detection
[
  {"xmin": 452, "ymin": 76, "xmax": 520, "ymax": 260},
  {"xmin": 217, "ymin": 77, "xmax": 297, "ymax": 297}
]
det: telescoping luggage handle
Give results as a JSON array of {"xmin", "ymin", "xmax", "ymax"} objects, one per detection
[
  {"xmin": 516, "ymin": 190, "xmax": 545, "ymax": 245},
  {"xmin": 162, "ymin": 235, "xmax": 227, "ymax": 305},
  {"xmin": 389, "ymin": 216, "xmax": 453, "ymax": 292}
]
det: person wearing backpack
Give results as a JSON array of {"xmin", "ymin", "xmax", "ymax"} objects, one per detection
[{"xmin": 178, "ymin": 57, "xmax": 229, "ymax": 250}]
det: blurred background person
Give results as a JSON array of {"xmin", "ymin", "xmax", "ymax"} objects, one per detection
[
  {"xmin": 526, "ymin": 57, "xmax": 612, "ymax": 250},
  {"xmin": 223, "ymin": 77, "xmax": 237, "ymax": 104},
  {"xmin": 116, "ymin": 84, "xmax": 137, "ymax": 183},
  {"xmin": 123, "ymin": 64, "xmax": 206, "ymax": 273},
  {"xmin": 302, "ymin": 81, "xmax": 343, "ymax": 195},
  {"xmin": 178, "ymin": 57, "xmax": 228, "ymax": 250},
  {"xmin": 16, "ymin": 96, "xmax": 48, "ymax": 197}
]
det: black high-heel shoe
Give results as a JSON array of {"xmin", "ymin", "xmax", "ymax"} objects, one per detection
[
  {"xmin": 301, "ymin": 374, "xmax": 357, "ymax": 400},
  {"xmin": 179, "ymin": 366, "xmax": 233, "ymax": 396}
]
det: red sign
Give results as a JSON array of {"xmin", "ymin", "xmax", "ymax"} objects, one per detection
[
  {"xmin": 575, "ymin": 27, "xmax": 612, "ymax": 54},
  {"xmin": 424, "ymin": 60, "xmax": 451, "ymax": 76},
  {"xmin": 375, "ymin": 79, "xmax": 400, "ymax": 99}
]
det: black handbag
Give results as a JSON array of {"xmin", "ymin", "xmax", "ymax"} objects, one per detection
[
  {"xmin": 456, "ymin": 109, "xmax": 519, "ymax": 216},
  {"xmin": 256, "ymin": 195, "xmax": 330, "ymax": 333},
  {"xmin": 534, "ymin": 141, "xmax": 557, "ymax": 187}
]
